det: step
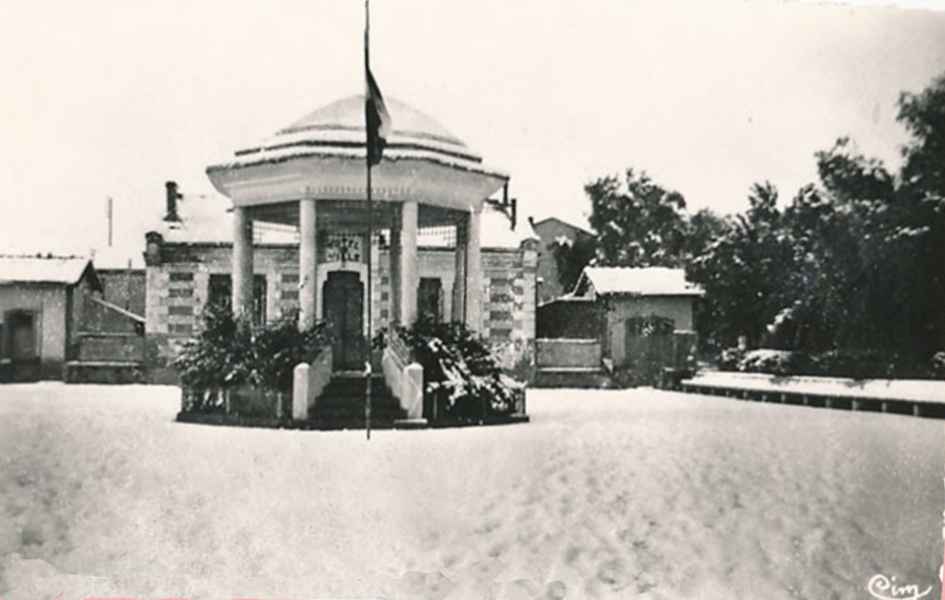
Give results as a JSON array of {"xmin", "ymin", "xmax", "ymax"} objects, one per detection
[
  {"xmin": 64, "ymin": 361, "xmax": 146, "ymax": 384},
  {"xmin": 531, "ymin": 368, "xmax": 612, "ymax": 389},
  {"xmin": 322, "ymin": 377, "xmax": 388, "ymax": 394}
]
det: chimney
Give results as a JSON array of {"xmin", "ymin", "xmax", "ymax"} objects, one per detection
[{"xmin": 164, "ymin": 181, "xmax": 182, "ymax": 222}]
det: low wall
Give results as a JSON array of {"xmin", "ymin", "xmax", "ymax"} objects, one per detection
[
  {"xmin": 292, "ymin": 347, "xmax": 333, "ymax": 420},
  {"xmin": 76, "ymin": 333, "xmax": 145, "ymax": 362},
  {"xmin": 684, "ymin": 371, "xmax": 945, "ymax": 404},
  {"xmin": 536, "ymin": 338, "xmax": 601, "ymax": 368},
  {"xmin": 536, "ymin": 298, "xmax": 602, "ymax": 339},
  {"xmin": 382, "ymin": 347, "xmax": 423, "ymax": 420}
]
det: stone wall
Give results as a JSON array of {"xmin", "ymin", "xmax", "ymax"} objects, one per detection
[
  {"xmin": 98, "ymin": 269, "xmax": 146, "ymax": 315},
  {"xmin": 144, "ymin": 238, "xmax": 538, "ymax": 375},
  {"xmin": 81, "ymin": 269, "xmax": 145, "ymax": 334}
]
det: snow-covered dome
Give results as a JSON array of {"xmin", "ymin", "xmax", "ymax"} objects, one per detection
[
  {"xmin": 206, "ymin": 94, "xmax": 508, "ymax": 212},
  {"xmin": 228, "ymin": 95, "xmax": 491, "ymax": 171}
]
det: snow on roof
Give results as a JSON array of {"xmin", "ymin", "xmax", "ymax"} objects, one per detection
[
  {"xmin": 157, "ymin": 193, "xmax": 299, "ymax": 245},
  {"xmin": 417, "ymin": 207, "xmax": 539, "ymax": 249},
  {"xmin": 480, "ymin": 209, "xmax": 539, "ymax": 249},
  {"xmin": 579, "ymin": 266, "xmax": 703, "ymax": 297},
  {"xmin": 531, "ymin": 216, "xmax": 595, "ymax": 237},
  {"xmin": 209, "ymin": 95, "xmax": 508, "ymax": 179},
  {"xmin": 91, "ymin": 246, "xmax": 145, "ymax": 270},
  {"xmin": 0, "ymin": 255, "xmax": 98, "ymax": 287}
]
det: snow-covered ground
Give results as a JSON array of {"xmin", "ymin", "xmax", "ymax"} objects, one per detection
[{"xmin": 0, "ymin": 383, "xmax": 941, "ymax": 599}]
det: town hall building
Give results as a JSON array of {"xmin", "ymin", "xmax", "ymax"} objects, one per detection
[{"xmin": 143, "ymin": 95, "xmax": 539, "ymax": 382}]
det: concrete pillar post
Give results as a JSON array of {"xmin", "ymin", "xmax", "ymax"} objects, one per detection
[
  {"xmin": 464, "ymin": 207, "xmax": 483, "ymax": 332},
  {"xmin": 452, "ymin": 216, "xmax": 467, "ymax": 322},
  {"xmin": 389, "ymin": 226, "xmax": 401, "ymax": 323},
  {"xmin": 232, "ymin": 206, "xmax": 254, "ymax": 318},
  {"xmin": 399, "ymin": 201, "xmax": 419, "ymax": 326},
  {"xmin": 299, "ymin": 197, "xmax": 317, "ymax": 330}
]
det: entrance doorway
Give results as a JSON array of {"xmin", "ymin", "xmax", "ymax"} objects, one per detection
[
  {"xmin": 322, "ymin": 271, "xmax": 365, "ymax": 371},
  {"xmin": 418, "ymin": 277, "xmax": 443, "ymax": 324},
  {"xmin": 6, "ymin": 310, "xmax": 40, "ymax": 382}
]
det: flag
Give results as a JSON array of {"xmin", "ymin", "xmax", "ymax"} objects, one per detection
[{"xmin": 365, "ymin": 66, "xmax": 392, "ymax": 166}]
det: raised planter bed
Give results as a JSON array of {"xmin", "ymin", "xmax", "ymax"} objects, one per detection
[
  {"xmin": 176, "ymin": 410, "xmax": 530, "ymax": 430},
  {"xmin": 680, "ymin": 371, "xmax": 945, "ymax": 418}
]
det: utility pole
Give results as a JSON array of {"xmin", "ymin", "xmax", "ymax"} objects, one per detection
[{"xmin": 106, "ymin": 196, "xmax": 114, "ymax": 247}]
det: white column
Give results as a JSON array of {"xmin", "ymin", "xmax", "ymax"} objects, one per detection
[
  {"xmin": 464, "ymin": 207, "xmax": 483, "ymax": 331},
  {"xmin": 399, "ymin": 201, "xmax": 419, "ymax": 326},
  {"xmin": 452, "ymin": 215, "xmax": 467, "ymax": 322},
  {"xmin": 232, "ymin": 206, "xmax": 254, "ymax": 317},
  {"xmin": 299, "ymin": 197, "xmax": 317, "ymax": 330}
]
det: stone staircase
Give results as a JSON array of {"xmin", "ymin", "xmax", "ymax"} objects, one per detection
[{"xmin": 312, "ymin": 373, "xmax": 407, "ymax": 428}]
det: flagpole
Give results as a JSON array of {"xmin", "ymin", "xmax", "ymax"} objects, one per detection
[{"xmin": 364, "ymin": 0, "xmax": 373, "ymax": 441}]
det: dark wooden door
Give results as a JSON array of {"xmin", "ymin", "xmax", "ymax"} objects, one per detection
[
  {"xmin": 418, "ymin": 278, "xmax": 442, "ymax": 324},
  {"xmin": 322, "ymin": 271, "xmax": 364, "ymax": 370},
  {"xmin": 624, "ymin": 316, "xmax": 675, "ymax": 384},
  {"xmin": 7, "ymin": 311, "xmax": 40, "ymax": 382}
]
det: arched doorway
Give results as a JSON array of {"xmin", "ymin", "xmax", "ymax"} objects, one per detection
[{"xmin": 322, "ymin": 271, "xmax": 365, "ymax": 371}]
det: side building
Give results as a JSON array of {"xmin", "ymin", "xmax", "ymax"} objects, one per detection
[{"xmin": 0, "ymin": 256, "xmax": 102, "ymax": 381}]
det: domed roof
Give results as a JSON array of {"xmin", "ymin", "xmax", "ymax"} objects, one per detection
[{"xmin": 229, "ymin": 94, "xmax": 490, "ymax": 168}]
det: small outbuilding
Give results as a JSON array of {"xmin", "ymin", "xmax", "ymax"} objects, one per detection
[
  {"xmin": 0, "ymin": 256, "xmax": 102, "ymax": 381},
  {"xmin": 537, "ymin": 266, "xmax": 702, "ymax": 382}
]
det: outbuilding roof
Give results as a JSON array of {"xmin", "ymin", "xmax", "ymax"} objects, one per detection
[
  {"xmin": 577, "ymin": 266, "xmax": 703, "ymax": 297},
  {"xmin": 0, "ymin": 255, "xmax": 101, "ymax": 289}
]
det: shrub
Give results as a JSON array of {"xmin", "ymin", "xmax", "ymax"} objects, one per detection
[
  {"xmin": 718, "ymin": 347, "xmax": 745, "ymax": 371},
  {"xmin": 174, "ymin": 305, "xmax": 331, "ymax": 405},
  {"xmin": 737, "ymin": 349, "xmax": 813, "ymax": 376},
  {"xmin": 814, "ymin": 349, "xmax": 901, "ymax": 380},
  {"xmin": 932, "ymin": 351, "xmax": 945, "ymax": 379},
  {"xmin": 394, "ymin": 319, "xmax": 523, "ymax": 417}
]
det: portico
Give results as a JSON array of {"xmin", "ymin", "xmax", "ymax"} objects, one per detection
[{"xmin": 206, "ymin": 95, "xmax": 508, "ymax": 372}]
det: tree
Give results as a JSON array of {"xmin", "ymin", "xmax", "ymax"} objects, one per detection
[
  {"xmin": 684, "ymin": 208, "xmax": 729, "ymax": 263},
  {"xmin": 585, "ymin": 169, "xmax": 689, "ymax": 267},
  {"xmin": 777, "ymin": 139, "xmax": 898, "ymax": 352},
  {"xmin": 691, "ymin": 71, "xmax": 945, "ymax": 364},
  {"xmin": 894, "ymin": 73, "xmax": 945, "ymax": 356},
  {"xmin": 687, "ymin": 182, "xmax": 794, "ymax": 348}
]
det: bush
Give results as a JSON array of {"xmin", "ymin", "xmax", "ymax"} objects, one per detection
[
  {"xmin": 394, "ymin": 319, "xmax": 523, "ymax": 417},
  {"xmin": 715, "ymin": 346, "xmax": 941, "ymax": 380},
  {"xmin": 718, "ymin": 347, "xmax": 745, "ymax": 371},
  {"xmin": 813, "ymin": 349, "xmax": 904, "ymax": 379},
  {"xmin": 174, "ymin": 305, "xmax": 331, "ymax": 406},
  {"xmin": 738, "ymin": 349, "xmax": 814, "ymax": 376},
  {"xmin": 932, "ymin": 351, "xmax": 945, "ymax": 379}
]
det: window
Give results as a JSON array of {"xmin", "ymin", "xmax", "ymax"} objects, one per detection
[{"xmin": 208, "ymin": 274, "xmax": 267, "ymax": 325}]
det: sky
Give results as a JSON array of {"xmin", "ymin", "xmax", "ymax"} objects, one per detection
[{"xmin": 1, "ymin": 0, "xmax": 943, "ymax": 264}]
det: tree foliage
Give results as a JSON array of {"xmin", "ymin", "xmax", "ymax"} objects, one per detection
[
  {"xmin": 549, "ymin": 233, "xmax": 597, "ymax": 292},
  {"xmin": 174, "ymin": 305, "xmax": 331, "ymax": 393},
  {"xmin": 586, "ymin": 169, "xmax": 689, "ymax": 267},
  {"xmin": 687, "ymin": 71, "xmax": 945, "ymax": 367}
]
